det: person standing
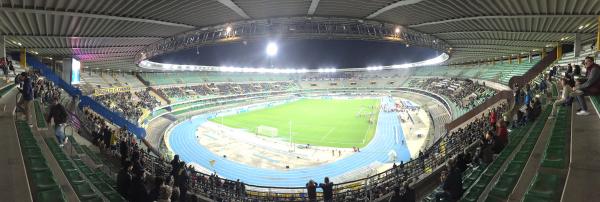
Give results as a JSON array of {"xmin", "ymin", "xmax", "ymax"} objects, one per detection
[
  {"xmin": 16, "ymin": 72, "xmax": 34, "ymax": 126},
  {"xmin": 117, "ymin": 161, "xmax": 133, "ymax": 199},
  {"xmin": 320, "ymin": 177, "xmax": 334, "ymax": 202},
  {"xmin": 306, "ymin": 180, "xmax": 317, "ymax": 202},
  {"xmin": 46, "ymin": 98, "xmax": 69, "ymax": 147}
]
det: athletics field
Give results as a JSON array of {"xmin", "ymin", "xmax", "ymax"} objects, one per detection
[{"xmin": 209, "ymin": 98, "xmax": 380, "ymax": 148}]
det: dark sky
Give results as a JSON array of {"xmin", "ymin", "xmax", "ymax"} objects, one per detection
[{"xmin": 151, "ymin": 39, "xmax": 439, "ymax": 69}]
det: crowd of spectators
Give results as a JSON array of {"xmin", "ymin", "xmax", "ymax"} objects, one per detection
[
  {"xmin": 407, "ymin": 78, "xmax": 495, "ymax": 110},
  {"xmin": 158, "ymin": 82, "xmax": 297, "ymax": 99},
  {"xmin": 134, "ymin": 90, "xmax": 162, "ymax": 109}
]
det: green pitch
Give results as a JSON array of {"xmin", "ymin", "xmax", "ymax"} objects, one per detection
[{"xmin": 209, "ymin": 98, "xmax": 380, "ymax": 148}]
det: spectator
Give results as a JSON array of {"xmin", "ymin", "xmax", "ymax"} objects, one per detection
[
  {"xmin": 157, "ymin": 185, "xmax": 173, "ymax": 202},
  {"xmin": 171, "ymin": 186, "xmax": 180, "ymax": 202},
  {"xmin": 572, "ymin": 56, "xmax": 600, "ymax": 115},
  {"xmin": 128, "ymin": 170, "xmax": 149, "ymax": 202},
  {"xmin": 495, "ymin": 120, "xmax": 508, "ymax": 150},
  {"xmin": 117, "ymin": 161, "xmax": 133, "ymax": 199},
  {"xmin": 46, "ymin": 98, "xmax": 69, "ymax": 147},
  {"xmin": 443, "ymin": 159, "xmax": 463, "ymax": 200},
  {"xmin": 1, "ymin": 57, "xmax": 8, "ymax": 83},
  {"xmin": 16, "ymin": 72, "xmax": 34, "ymax": 126},
  {"xmin": 400, "ymin": 181, "xmax": 416, "ymax": 202},
  {"xmin": 306, "ymin": 180, "xmax": 317, "ymax": 202},
  {"xmin": 574, "ymin": 64, "xmax": 582, "ymax": 77},
  {"xmin": 119, "ymin": 137, "xmax": 129, "ymax": 165},
  {"xmin": 550, "ymin": 77, "xmax": 574, "ymax": 118},
  {"xmin": 150, "ymin": 176, "xmax": 165, "ymax": 201},
  {"xmin": 320, "ymin": 177, "xmax": 334, "ymax": 202},
  {"xmin": 479, "ymin": 131, "xmax": 495, "ymax": 164}
]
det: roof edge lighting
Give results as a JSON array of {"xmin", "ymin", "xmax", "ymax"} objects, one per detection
[{"xmin": 138, "ymin": 53, "xmax": 449, "ymax": 73}]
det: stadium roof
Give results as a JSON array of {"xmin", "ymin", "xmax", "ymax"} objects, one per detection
[{"xmin": 1, "ymin": 0, "xmax": 598, "ymax": 71}]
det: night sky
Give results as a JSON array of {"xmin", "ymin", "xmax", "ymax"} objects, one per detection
[{"xmin": 151, "ymin": 39, "xmax": 439, "ymax": 69}]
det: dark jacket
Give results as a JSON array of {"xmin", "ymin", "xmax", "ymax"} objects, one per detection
[
  {"xmin": 320, "ymin": 182, "xmax": 334, "ymax": 201},
  {"xmin": 306, "ymin": 182, "xmax": 317, "ymax": 201},
  {"xmin": 116, "ymin": 169, "xmax": 132, "ymax": 199},
  {"xmin": 46, "ymin": 103, "xmax": 68, "ymax": 125},
  {"xmin": 580, "ymin": 63, "xmax": 600, "ymax": 95},
  {"xmin": 21, "ymin": 77, "xmax": 34, "ymax": 100},
  {"xmin": 400, "ymin": 186, "xmax": 416, "ymax": 202},
  {"xmin": 127, "ymin": 176, "xmax": 148, "ymax": 202}
]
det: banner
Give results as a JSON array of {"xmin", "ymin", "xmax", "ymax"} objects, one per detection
[{"xmin": 94, "ymin": 86, "xmax": 132, "ymax": 96}]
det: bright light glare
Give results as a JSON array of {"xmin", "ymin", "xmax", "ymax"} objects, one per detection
[
  {"xmin": 266, "ymin": 42, "xmax": 278, "ymax": 56},
  {"xmin": 225, "ymin": 26, "xmax": 232, "ymax": 33}
]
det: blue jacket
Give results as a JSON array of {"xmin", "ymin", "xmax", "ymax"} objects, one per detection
[{"xmin": 22, "ymin": 77, "xmax": 34, "ymax": 101}]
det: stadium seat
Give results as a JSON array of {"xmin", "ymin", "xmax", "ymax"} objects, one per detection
[
  {"xmin": 524, "ymin": 173, "xmax": 562, "ymax": 201},
  {"xmin": 36, "ymin": 187, "xmax": 67, "ymax": 202}
]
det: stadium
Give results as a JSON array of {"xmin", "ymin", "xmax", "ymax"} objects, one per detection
[{"xmin": 0, "ymin": 1, "xmax": 599, "ymax": 202}]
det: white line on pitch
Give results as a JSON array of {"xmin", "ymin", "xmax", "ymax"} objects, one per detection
[{"xmin": 320, "ymin": 127, "xmax": 336, "ymax": 141}]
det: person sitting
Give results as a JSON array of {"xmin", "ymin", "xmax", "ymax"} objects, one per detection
[
  {"xmin": 549, "ymin": 77, "xmax": 574, "ymax": 118},
  {"xmin": 572, "ymin": 56, "xmax": 600, "ymax": 116}
]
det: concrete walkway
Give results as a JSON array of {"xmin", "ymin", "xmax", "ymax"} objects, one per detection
[
  {"xmin": 561, "ymin": 97, "xmax": 600, "ymax": 201},
  {"xmin": 0, "ymin": 87, "xmax": 33, "ymax": 202}
]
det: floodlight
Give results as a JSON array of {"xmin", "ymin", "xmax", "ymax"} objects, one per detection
[{"xmin": 266, "ymin": 42, "xmax": 278, "ymax": 56}]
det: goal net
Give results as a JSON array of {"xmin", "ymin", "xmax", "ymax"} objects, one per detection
[{"xmin": 257, "ymin": 125, "xmax": 278, "ymax": 137}]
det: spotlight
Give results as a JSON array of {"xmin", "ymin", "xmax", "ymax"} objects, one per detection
[
  {"xmin": 266, "ymin": 42, "xmax": 278, "ymax": 57},
  {"xmin": 226, "ymin": 26, "xmax": 232, "ymax": 33},
  {"xmin": 395, "ymin": 27, "xmax": 400, "ymax": 34}
]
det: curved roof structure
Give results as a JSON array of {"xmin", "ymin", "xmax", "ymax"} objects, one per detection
[{"xmin": 1, "ymin": 0, "xmax": 598, "ymax": 71}]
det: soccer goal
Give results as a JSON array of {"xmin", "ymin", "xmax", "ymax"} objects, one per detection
[{"xmin": 257, "ymin": 125, "xmax": 278, "ymax": 137}]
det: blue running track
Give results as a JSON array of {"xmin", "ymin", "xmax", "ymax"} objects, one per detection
[{"xmin": 169, "ymin": 97, "xmax": 411, "ymax": 187}]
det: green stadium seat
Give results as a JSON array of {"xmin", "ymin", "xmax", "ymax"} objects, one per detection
[
  {"xmin": 525, "ymin": 173, "xmax": 561, "ymax": 201},
  {"xmin": 64, "ymin": 170, "xmax": 87, "ymax": 185},
  {"xmin": 30, "ymin": 170, "xmax": 59, "ymax": 191},
  {"xmin": 512, "ymin": 151, "xmax": 530, "ymax": 163},
  {"xmin": 541, "ymin": 149, "xmax": 566, "ymax": 169},
  {"xmin": 27, "ymin": 157, "xmax": 50, "ymax": 172},
  {"xmin": 36, "ymin": 187, "xmax": 67, "ymax": 202},
  {"xmin": 72, "ymin": 183, "xmax": 99, "ymax": 200}
]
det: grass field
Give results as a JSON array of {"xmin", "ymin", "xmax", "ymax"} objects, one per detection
[{"xmin": 208, "ymin": 98, "xmax": 381, "ymax": 148}]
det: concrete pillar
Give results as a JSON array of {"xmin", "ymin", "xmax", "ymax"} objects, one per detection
[{"xmin": 20, "ymin": 48, "xmax": 27, "ymax": 70}]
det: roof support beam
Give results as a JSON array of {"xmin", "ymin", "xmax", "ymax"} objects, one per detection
[
  {"xmin": 366, "ymin": 0, "xmax": 425, "ymax": 19},
  {"xmin": 410, "ymin": 15, "xmax": 598, "ymax": 28},
  {"xmin": 0, "ymin": 7, "xmax": 195, "ymax": 29},
  {"xmin": 307, "ymin": 0, "xmax": 320, "ymax": 15},
  {"xmin": 435, "ymin": 31, "xmax": 584, "ymax": 36},
  {"xmin": 446, "ymin": 39, "xmax": 560, "ymax": 45},
  {"xmin": 5, "ymin": 35, "xmax": 162, "ymax": 40},
  {"xmin": 215, "ymin": 0, "xmax": 251, "ymax": 19}
]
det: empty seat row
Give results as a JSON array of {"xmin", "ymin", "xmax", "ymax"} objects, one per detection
[
  {"xmin": 522, "ymin": 107, "xmax": 571, "ymax": 202},
  {"xmin": 16, "ymin": 121, "xmax": 67, "ymax": 202}
]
